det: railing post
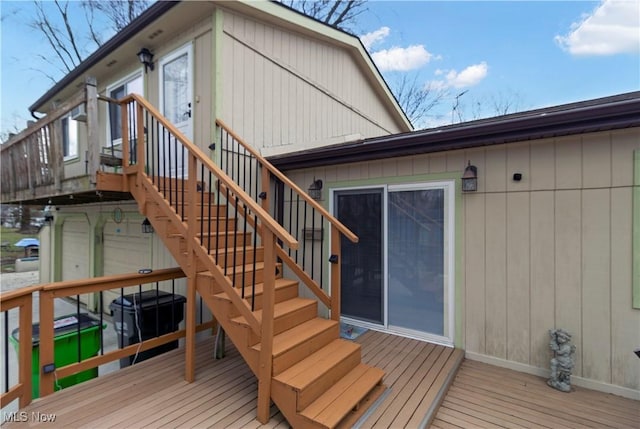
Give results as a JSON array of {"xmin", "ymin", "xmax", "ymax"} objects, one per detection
[
  {"xmin": 52, "ymin": 120, "xmax": 64, "ymax": 191},
  {"xmin": 38, "ymin": 290, "xmax": 55, "ymax": 397},
  {"xmin": 257, "ymin": 230, "xmax": 276, "ymax": 424},
  {"xmin": 136, "ymin": 101, "xmax": 145, "ymax": 176},
  {"xmin": 260, "ymin": 166, "xmax": 270, "ymax": 216},
  {"xmin": 121, "ymin": 100, "xmax": 130, "ymax": 169},
  {"xmin": 330, "ymin": 225, "xmax": 341, "ymax": 322},
  {"xmin": 86, "ymin": 77, "xmax": 99, "ymax": 184},
  {"xmin": 18, "ymin": 296, "xmax": 33, "ymax": 408},
  {"xmin": 185, "ymin": 153, "xmax": 198, "ymax": 383}
]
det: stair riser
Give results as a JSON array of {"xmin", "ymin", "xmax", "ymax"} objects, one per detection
[
  {"xmin": 165, "ymin": 218, "xmax": 237, "ymax": 235},
  {"xmin": 245, "ymin": 301, "xmax": 318, "ymax": 346},
  {"xmin": 272, "ymin": 323, "xmax": 340, "ymax": 376},
  {"xmin": 212, "ymin": 247, "xmax": 265, "ymax": 268},
  {"xmin": 175, "ymin": 233, "xmax": 253, "ymax": 252},
  {"xmin": 296, "ymin": 347, "xmax": 362, "ymax": 411}
]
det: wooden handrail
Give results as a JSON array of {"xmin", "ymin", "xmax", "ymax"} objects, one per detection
[
  {"xmin": 37, "ymin": 268, "xmax": 188, "ymax": 397},
  {"xmin": 0, "ymin": 285, "xmax": 43, "ymax": 309},
  {"xmin": 216, "ymin": 118, "xmax": 359, "ymax": 244},
  {"xmin": 0, "ymin": 90, "xmax": 85, "ymax": 152},
  {"xmin": 123, "ymin": 94, "xmax": 298, "ymax": 250}
]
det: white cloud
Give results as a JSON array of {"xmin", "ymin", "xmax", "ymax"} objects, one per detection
[
  {"xmin": 431, "ymin": 62, "xmax": 488, "ymax": 89},
  {"xmin": 361, "ymin": 27, "xmax": 390, "ymax": 50},
  {"xmin": 372, "ymin": 45, "xmax": 433, "ymax": 72},
  {"xmin": 555, "ymin": 0, "xmax": 640, "ymax": 55}
]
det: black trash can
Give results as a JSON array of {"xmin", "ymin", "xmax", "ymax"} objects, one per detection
[{"xmin": 109, "ymin": 290, "xmax": 186, "ymax": 368}]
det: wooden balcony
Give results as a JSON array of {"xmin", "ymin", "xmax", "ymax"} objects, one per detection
[{"xmin": 0, "ymin": 78, "xmax": 132, "ymax": 206}]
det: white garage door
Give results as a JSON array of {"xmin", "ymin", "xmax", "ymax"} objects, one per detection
[
  {"xmin": 102, "ymin": 217, "xmax": 152, "ymax": 307},
  {"xmin": 62, "ymin": 217, "xmax": 90, "ymax": 305}
]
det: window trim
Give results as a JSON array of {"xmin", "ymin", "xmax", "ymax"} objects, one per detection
[{"xmin": 105, "ymin": 69, "xmax": 144, "ymax": 149}]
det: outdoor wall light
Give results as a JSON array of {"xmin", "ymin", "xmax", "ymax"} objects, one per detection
[
  {"xmin": 141, "ymin": 217, "xmax": 154, "ymax": 234},
  {"xmin": 137, "ymin": 48, "xmax": 154, "ymax": 73},
  {"xmin": 461, "ymin": 161, "xmax": 478, "ymax": 192},
  {"xmin": 308, "ymin": 178, "xmax": 323, "ymax": 200}
]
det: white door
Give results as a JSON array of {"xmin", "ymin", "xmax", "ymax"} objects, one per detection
[{"xmin": 159, "ymin": 44, "xmax": 193, "ymax": 177}]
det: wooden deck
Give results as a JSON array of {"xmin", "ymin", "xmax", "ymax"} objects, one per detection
[
  {"xmin": 432, "ymin": 359, "xmax": 640, "ymax": 429},
  {"xmin": 6, "ymin": 330, "xmax": 636, "ymax": 428},
  {"xmin": 2, "ymin": 330, "xmax": 462, "ymax": 428}
]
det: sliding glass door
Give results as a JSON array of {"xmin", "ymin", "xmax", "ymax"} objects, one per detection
[
  {"xmin": 334, "ymin": 181, "xmax": 454, "ymax": 344},
  {"xmin": 335, "ymin": 189, "xmax": 384, "ymax": 324}
]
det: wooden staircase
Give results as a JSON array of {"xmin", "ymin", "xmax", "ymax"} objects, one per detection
[
  {"xmin": 118, "ymin": 95, "xmax": 385, "ymax": 428},
  {"xmin": 140, "ymin": 186, "xmax": 384, "ymax": 428}
]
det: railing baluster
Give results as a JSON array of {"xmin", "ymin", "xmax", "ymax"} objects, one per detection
[
  {"xmin": 4, "ymin": 310, "xmax": 8, "ymax": 393},
  {"xmin": 251, "ymin": 213, "xmax": 258, "ymax": 311}
]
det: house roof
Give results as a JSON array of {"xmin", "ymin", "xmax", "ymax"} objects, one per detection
[
  {"xmin": 29, "ymin": 0, "xmax": 411, "ymax": 130},
  {"xmin": 268, "ymin": 91, "xmax": 640, "ymax": 170}
]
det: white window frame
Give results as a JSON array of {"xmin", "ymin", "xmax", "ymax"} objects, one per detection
[
  {"xmin": 61, "ymin": 114, "xmax": 78, "ymax": 161},
  {"xmin": 105, "ymin": 70, "xmax": 144, "ymax": 148}
]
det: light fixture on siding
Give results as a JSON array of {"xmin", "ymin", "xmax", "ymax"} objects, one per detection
[
  {"xmin": 308, "ymin": 178, "xmax": 323, "ymax": 200},
  {"xmin": 137, "ymin": 48, "xmax": 154, "ymax": 73},
  {"xmin": 141, "ymin": 218, "xmax": 154, "ymax": 234},
  {"xmin": 461, "ymin": 161, "xmax": 478, "ymax": 192}
]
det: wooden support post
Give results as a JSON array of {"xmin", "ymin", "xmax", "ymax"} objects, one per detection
[
  {"xmin": 121, "ymin": 98, "xmax": 130, "ymax": 169},
  {"xmin": 330, "ymin": 225, "xmax": 341, "ymax": 321},
  {"xmin": 185, "ymin": 154, "xmax": 198, "ymax": 383},
  {"xmin": 257, "ymin": 231, "xmax": 276, "ymax": 423},
  {"xmin": 38, "ymin": 291, "xmax": 55, "ymax": 397},
  {"xmin": 53, "ymin": 120, "xmax": 64, "ymax": 191},
  {"xmin": 18, "ymin": 297, "xmax": 33, "ymax": 408},
  {"xmin": 136, "ymin": 101, "xmax": 145, "ymax": 177},
  {"xmin": 86, "ymin": 77, "xmax": 99, "ymax": 184}
]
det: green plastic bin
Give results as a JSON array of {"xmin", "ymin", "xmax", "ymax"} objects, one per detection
[{"xmin": 10, "ymin": 313, "xmax": 105, "ymax": 398}]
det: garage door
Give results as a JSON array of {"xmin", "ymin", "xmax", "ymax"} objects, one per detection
[
  {"xmin": 62, "ymin": 217, "xmax": 90, "ymax": 305},
  {"xmin": 102, "ymin": 217, "xmax": 152, "ymax": 306}
]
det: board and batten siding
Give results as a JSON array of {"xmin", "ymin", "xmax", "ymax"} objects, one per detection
[
  {"xmin": 285, "ymin": 127, "xmax": 640, "ymax": 394},
  {"xmin": 220, "ymin": 11, "xmax": 404, "ymax": 155}
]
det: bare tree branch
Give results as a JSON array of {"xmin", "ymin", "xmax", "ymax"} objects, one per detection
[{"xmin": 277, "ymin": 0, "xmax": 367, "ymax": 31}]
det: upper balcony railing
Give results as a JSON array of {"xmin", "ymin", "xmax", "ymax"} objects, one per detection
[{"xmin": 0, "ymin": 78, "xmax": 100, "ymax": 205}]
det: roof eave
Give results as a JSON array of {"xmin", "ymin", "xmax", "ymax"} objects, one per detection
[{"xmin": 29, "ymin": 1, "xmax": 179, "ymax": 114}]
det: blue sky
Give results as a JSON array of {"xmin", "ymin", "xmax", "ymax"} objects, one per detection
[{"xmin": 1, "ymin": 0, "xmax": 639, "ymax": 133}]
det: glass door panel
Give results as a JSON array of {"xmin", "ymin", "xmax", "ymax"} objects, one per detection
[
  {"xmin": 388, "ymin": 188, "xmax": 446, "ymax": 336},
  {"xmin": 159, "ymin": 45, "xmax": 192, "ymax": 177},
  {"xmin": 335, "ymin": 189, "xmax": 384, "ymax": 324}
]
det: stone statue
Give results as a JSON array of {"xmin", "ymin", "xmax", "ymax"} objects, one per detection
[{"xmin": 548, "ymin": 328, "xmax": 576, "ymax": 392}]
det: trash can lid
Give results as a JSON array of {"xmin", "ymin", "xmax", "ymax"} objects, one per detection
[
  {"xmin": 11, "ymin": 313, "xmax": 101, "ymax": 346},
  {"xmin": 109, "ymin": 290, "xmax": 186, "ymax": 311}
]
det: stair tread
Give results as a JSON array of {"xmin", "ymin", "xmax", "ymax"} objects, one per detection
[
  {"xmin": 253, "ymin": 318, "xmax": 337, "ymax": 356},
  {"xmin": 212, "ymin": 278, "xmax": 298, "ymax": 300},
  {"xmin": 273, "ymin": 339, "xmax": 360, "ymax": 389},
  {"xmin": 230, "ymin": 297, "xmax": 316, "ymax": 325},
  {"xmin": 300, "ymin": 364, "xmax": 384, "ymax": 427}
]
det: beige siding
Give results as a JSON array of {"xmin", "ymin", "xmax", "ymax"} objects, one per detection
[
  {"xmin": 220, "ymin": 11, "xmax": 404, "ymax": 155},
  {"xmin": 286, "ymin": 127, "xmax": 640, "ymax": 392}
]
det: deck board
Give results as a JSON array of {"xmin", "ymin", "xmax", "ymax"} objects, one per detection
[
  {"xmin": 2, "ymin": 330, "xmax": 460, "ymax": 428},
  {"xmin": 3, "ymin": 330, "xmax": 635, "ymax": 429},
  {"xmin": 433, "ymin": 360, "xmax": 640, "ymax": 429}
]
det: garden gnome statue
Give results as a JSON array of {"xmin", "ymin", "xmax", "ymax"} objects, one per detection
[{"xmin": 548, "ymin": 328, "xmax": 575, "ymax": 392}]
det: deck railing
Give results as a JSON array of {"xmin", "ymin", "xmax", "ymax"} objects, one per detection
[
  {"xmin": 0, "ymin": 268, "xmax": 214, "ymax": 410},
  {"xmin": 216, "ymin": 119, "xmax": 359, "ymax": 320},
  {"xmin": 0, "ymin": 78, "xmax": 100, "ymax": 202}
]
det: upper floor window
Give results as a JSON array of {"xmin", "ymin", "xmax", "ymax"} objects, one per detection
[
  {"xmin": 61, "ymin": 115, "xmax": 78, "ymax": 160},
  {"xmin": 107, "ymin": 73, "xmax": 143, "ymax": 147}
]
